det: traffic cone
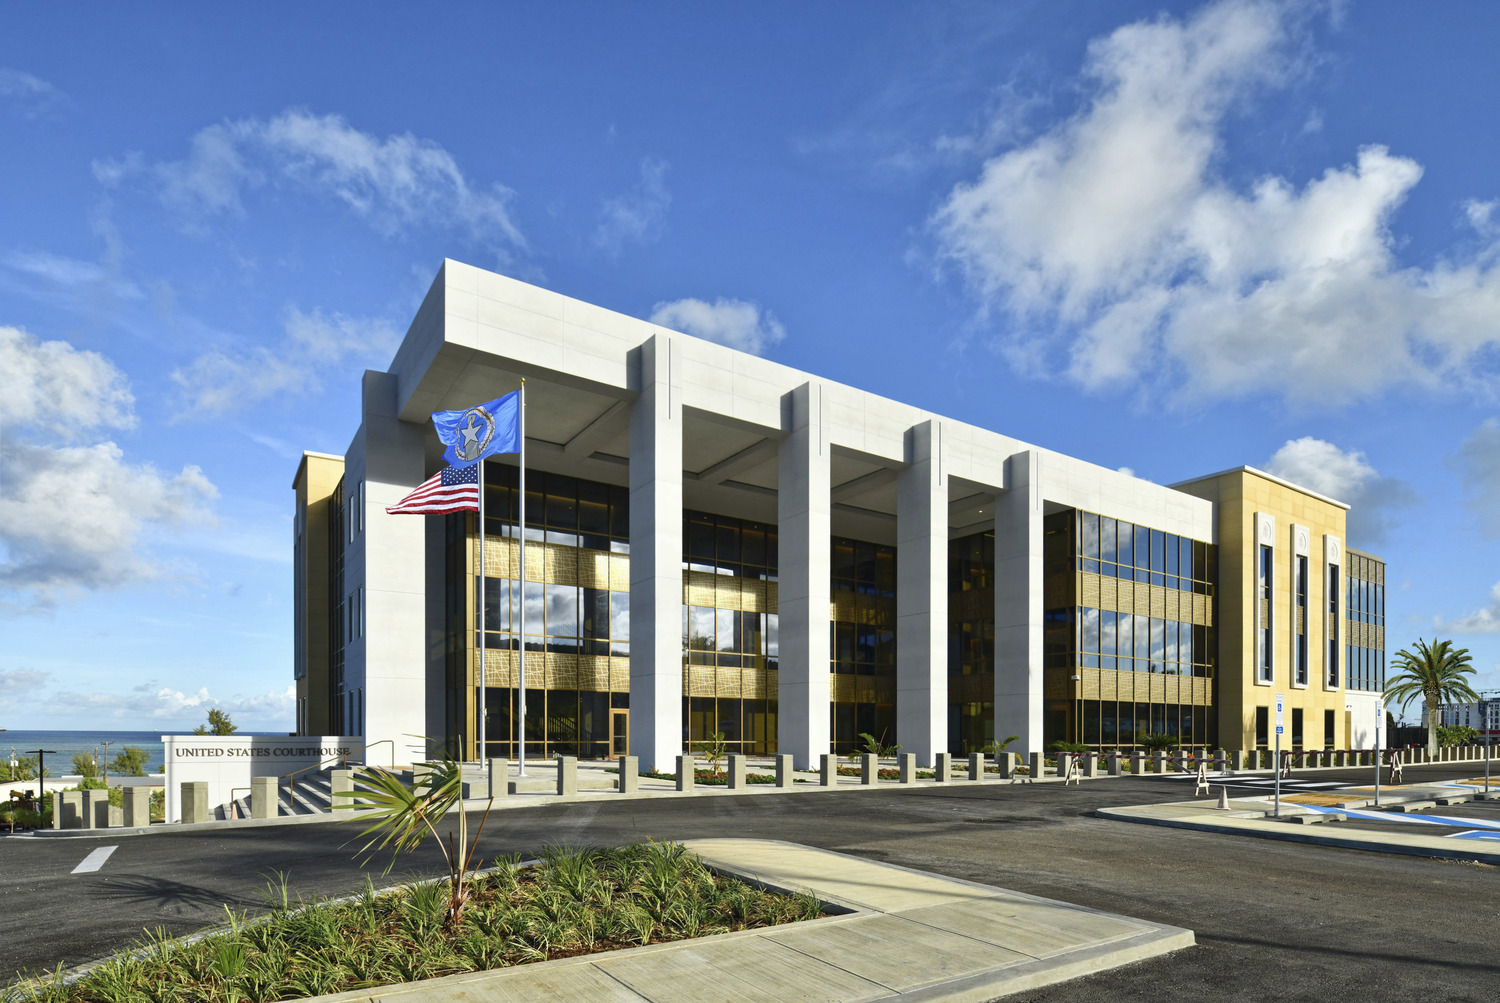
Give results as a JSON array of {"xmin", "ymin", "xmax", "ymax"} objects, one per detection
[{"xmin": 1217, "ymin": 786, "xmax": 1230, "ymax": 810}]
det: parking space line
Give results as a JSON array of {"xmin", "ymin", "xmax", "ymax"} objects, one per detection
[{"xmin": 71, "ymin": 846, "xmax": 118, "ymax": 874}]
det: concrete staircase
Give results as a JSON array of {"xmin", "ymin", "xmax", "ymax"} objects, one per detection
[{"xmin": 222, "ymin": 768, "xmax": 337, "ymax": 820}]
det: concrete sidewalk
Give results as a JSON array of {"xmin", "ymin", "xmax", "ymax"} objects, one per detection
[
  {"xmin": 1100, "ymin": 788, "xmax": 1500, "ymax": 866},
  {"xmin": 304, "ymin": 839, "xmax": 1193, "ymax": 1003}
]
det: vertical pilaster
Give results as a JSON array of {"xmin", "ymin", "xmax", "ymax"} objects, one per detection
[
  {"xmin": 995, "ymin": 450, "xmax": 1044, "ymax": 757},
  {"xmin": 896, "ymin": 420, "xmax": 947, "ymax": 766},
  {"xmin": 777, "ymin": 381, "xmax": 831, "ymax": 769},
  {"xmin": 629, "ymin": 334, "xmax": 684, "ymax": 771},
  {"xmin": 360, "ymin": 370, "xmax": 429, "ymax": 767}
]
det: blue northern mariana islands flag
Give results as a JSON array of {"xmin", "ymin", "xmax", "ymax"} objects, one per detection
[{"xmin": 431, "ymin": 391, "xmax": 521, "ymax": 468}]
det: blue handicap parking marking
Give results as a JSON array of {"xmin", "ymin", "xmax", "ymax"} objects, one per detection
[{"xmin": 1450, "ymin": 830, "xmax": 1500, "ymax": 841}]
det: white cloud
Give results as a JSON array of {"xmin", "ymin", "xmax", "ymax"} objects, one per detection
[
  {"xmin": 0, "ymin": 249, "xmax": 144, "ymax": 303},
  {"xmin": 96, "ymin": 109, "xmax": 524, "ymax": 251},
  {"xmin": 649, "ymin": 297, "xmax": 787, "ymax": 356},
  {"xmin": 0, "ymin": 327, "xmax": 217, "ymax": 608},
  {"xmin": 46, "ymin": 681, "xmax": 295, "ymax": 728},
  {"xmin": 1437, "ymin": 581, "xmax": 1500, "ymax": 635},
  {"xmin": 594, "ymin": 158, "xmax": 671, "ymax": 255},
  {"xmin": 170, "ymin": 306, "xmax": 401, "ymax": 418},
  {"xmin": 1263, "ymin": 437, "xmax": 1415, "ymax": 544},
  {"xmin": 930, "ymin": 0, "xmax": 1500, "ymax": 407},
  {"xmin": 0, "ymin": 440, "xmax": 217, "ymax": 604},
  {"xmin": 0, "ymin": 325, "xmax": 136, "ymax": 434},
  {"xmin": 0, "ymin": 68, "xmax": 64, "ymax": 117},
  {"xmin": 0, "ymin": 666, "xmax": 48, "ymax": 699},
  {"xmin": 1456, "ymin": 418, "xmax": 1500, "ymax": 538}
]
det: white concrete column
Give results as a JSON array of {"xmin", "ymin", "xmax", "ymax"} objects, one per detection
[
  {"xmin": 995, "ymin": 450, "xmax": 1044, "ymax": 758},
  {"xmin": 629, "ymin": 334, "xmax": 684, "ymax": 772},
  {"xmin": 896, "ymin": 420, "xmax": 947, "ymax": 767},
  {"xmin": 360, "ymin": 371, "xmax": 429, "ymax": 767},
  {"xmin": 777, "ymin": 381, "xmax": 831, "ymax": 769}
]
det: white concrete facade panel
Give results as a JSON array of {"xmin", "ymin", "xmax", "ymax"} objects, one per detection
[
  {"xmin": 777, "ymin": 382, "xmax": 832, "ymax": 768},
  {"xmin": 628, "ymin": 335, "xmax": 684, "ymax": 771}
]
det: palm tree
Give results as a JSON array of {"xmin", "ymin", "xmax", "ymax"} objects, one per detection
[{"xmin": 1384, "ymin": 638, "xmax": 1480, "ymax": 757}]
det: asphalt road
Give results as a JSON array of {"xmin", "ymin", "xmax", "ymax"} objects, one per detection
[{"xmin": 3, "ymin": 764, "xmax": 1497, "ymax": 1002}]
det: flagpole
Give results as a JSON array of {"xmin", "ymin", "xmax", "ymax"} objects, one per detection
[
  {"xmin": 517, "ymin": 379, "xmax": 527, "ymax": 777},
  {"xmin": 478, "ymin": 457, "xmax": 487, "ymax": 764}
]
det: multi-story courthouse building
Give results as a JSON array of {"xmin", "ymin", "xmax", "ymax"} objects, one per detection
[{"xmin": 293, "ymin": 260, "xmax": 1387, "ymax": 769}]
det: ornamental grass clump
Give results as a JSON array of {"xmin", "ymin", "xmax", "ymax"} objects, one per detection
[{"xmin": 9, "ymin": 843, "xmax": 824, "ymax": 1003}]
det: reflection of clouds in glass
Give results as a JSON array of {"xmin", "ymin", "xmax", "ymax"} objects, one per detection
[
  {"xmin": 717, "ymin": 608, "xmax": 737, "ymax": 651},
  {"xmin": 523, "ymin": 582, "xmax": 545, "ymax": 632},
  {"xmin": 545, "ymin": 584, "xmax": 578, "ymax": 637},
  {"xmin": 1150, "ymin": 618, "xmax": 1165, "ymax": 661},
  {"xmin": 689, "ymin": 606, "xmax": 715, "ymax": 648},
  {"xmin": 1101, "ymin": 610, "xmax": 1117, "ymax": 655},
  {"xmin": 610, "ymin": 592, "xmax": 629, "ymax": 641}
]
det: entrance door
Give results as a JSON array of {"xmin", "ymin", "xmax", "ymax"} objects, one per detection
[{"xmin": 611, "ymin": 710, "xmax": 629, "ymax": 757}]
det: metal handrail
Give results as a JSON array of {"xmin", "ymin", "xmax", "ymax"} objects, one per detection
[{"xmin": 228, "ymin": 785, "xmax": 251, "ymax": 819}]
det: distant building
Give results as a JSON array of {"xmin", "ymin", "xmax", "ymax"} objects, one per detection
[
  {"xmin": 292, "ymin": 260, "xmax": 1389, "ymax": 767},
  {"xmin": 1432, "ymin": 698, "xmax": 1500, "ymax": 735}
]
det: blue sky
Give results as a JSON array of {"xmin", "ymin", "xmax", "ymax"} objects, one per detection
[{"xmin": 3, "ymin": 1, "xmax": 1498, "ymax": 731}]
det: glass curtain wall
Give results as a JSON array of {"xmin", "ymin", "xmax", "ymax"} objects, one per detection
[
  {"xmin": 829, "ymin": 538, "xmax": 897, "ymax": 755},
  {"xmin": 682, "ymin": 512, "xmax": 779, "ymax": 756},
  {"xmin": 948, "ymin": 532, "xmax": 994, "ymax": 755},
  {"xmin": 1345, "ymin": 551, "xmax": 1386, "ymax": 693},
  {"xmin": 467, "ymin": 465, "xmax": 632, "ymax": 761},
  {"xmin": 1044, "ymin": 509, "xmax": 1218, "ymax": 750}
]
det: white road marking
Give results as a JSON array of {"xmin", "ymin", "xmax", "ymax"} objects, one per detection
[{"xmin": 71, "ymin": 845, "xmax": 118, "ymax": 874}]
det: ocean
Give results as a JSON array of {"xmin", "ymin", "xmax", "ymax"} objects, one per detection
[{"xmin": 2, "ymin": 730, "xmax": 288, "ymax": 777}]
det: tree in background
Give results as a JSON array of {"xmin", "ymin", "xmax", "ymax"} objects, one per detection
[
  {"xmin": 111, "ymin": 746, "xmax": 152, "ymax": 776},
  {"xmin": 71, "ymin": 752, "xmax": 99, "ymax": 779},
  {"xmin": 5, "ymin": 755, "xmax": 44, "ymax": 782},
  {"xmin": 193, "ymin": 709, "xmax": 238, "ymax": 736},
  {"xmin": 1385, "ymin": 638, "xmax": 1480, "ymax": 757}
]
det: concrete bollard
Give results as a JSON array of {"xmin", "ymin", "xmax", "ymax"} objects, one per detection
[
  {"xmin": 88, "ymin": 791, "xmax": 111, "ymax": 828},
  {"xmin": 728, "ymin": 754, "xmax": 747, "ymax": 790},
  {"xmin": 935, "ymin": 752, "xmax": 953, "ymax": 782},
  {"xmin": 1029, "ymin": 751, "xmax": 1043, "ymax": 780},
  {"xmin": 820, "ymin": 753, "xmax": 836, "ymax": 786},
  {"xmin": 58, "ymin": 790, "xmax": 81, "ymax": 829},
  {"xmin": 998, "ymin": 752, "xmax": 1014, "ymax": 779},
  {"xmin": 1231, "ymin": 750, "xmax": 1246, "ymax": 771},
  {"xmin": 82, "ymin": 788, "xmax": 107, "ymax": 828},
  {"xmin": 617, "ymin": 756, "xmax": 638, "ymax": 794},
  {"xmin": 1130, "ymin": 753, "xmax": 1145, "ymax": 774},
  {"xmin": 1056, "ymin": 753, "xmax": 1070, "ymax": 779},
  {"xmin": 123, "ymin": 787, "xmax": 151, "ymax": 827},
  {"xmin": 251, "ymin": 776, "xmax": 279, "ymax": 818},
  {"xmin": 1083, "ymin": 753, "xmax": 1097, "ymax": 778},
  {"xmin": 330, "ymin": 768, "xmax": 354, "ymax": 811},
  {"xmin": 676, "ymin": 755, "xmax": 696, "ymax": 792},
  {"xmin": 1151, "ymin": 752, "xmax": 1166, "ymax": 774},
  {"xmin": 861, "ymin": 753, "xmax": 879, "ymax": 786},
  {"xmin": 1108, "ymin": 752, "xmax": 1122, "ymax": 777},
  {"xmin": 556, "ymin": 756, "xmax": 577, "ymax": 796},
  {"xmin": 899, "ymin": 753, "xmax": 916, "ymax": 784},
  {"xmin": 180, "ymin": 782, "xmax": 208, "ymax": 824},
  {"xmin": 488, "ymin": 758, "xmax": 509, "ymax": 799},
  {"xmin": 968, "ymin": 752, "xmax": 985, "ymax": 782},
  {"xmin": 775, "ymin": 754, "xmax": 795, "ymax": 788}
]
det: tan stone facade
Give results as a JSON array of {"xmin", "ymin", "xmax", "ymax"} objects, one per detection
[{"xmin": 1175, "ymin": 467, "xmax": 1363, "ymax": 752}]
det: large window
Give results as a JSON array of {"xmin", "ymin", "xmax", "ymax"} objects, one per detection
[
  {"xmin": 1327, "ymin": 564, "xmax": 1339, "ymax": 688},
  {"xmin": 1345, "ymin": 552, "xmax": 1387, "ymax": 693},
  {"xmin": 1258, "ymin": 545, "xmax": 1273, "ymax": 683},
  {"xmin": 1044, "ymin": 510, "xmax": 1217, "ymax": 750},
  {"xmin": 1294, "ymin": 555, "xmax": 1308, "ymax": 686}
]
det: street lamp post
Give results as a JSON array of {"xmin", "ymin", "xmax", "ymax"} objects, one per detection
[{"xmin": 25, "ymin": 749, "xmax": 57, "ymax": 804}]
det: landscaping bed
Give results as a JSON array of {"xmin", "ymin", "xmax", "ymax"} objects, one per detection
[
  {"xmin": 637, "ymin": 768, "xmax": 780, "ymax": 785},
  {"xmin": 9, "ymin": 842, "xmax": 824, "ymax": 1002}
]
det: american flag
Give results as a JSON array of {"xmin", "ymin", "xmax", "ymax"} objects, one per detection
[{"xmin": 385, "ymin": 465, "xmax": 480, "ymax": 515}]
